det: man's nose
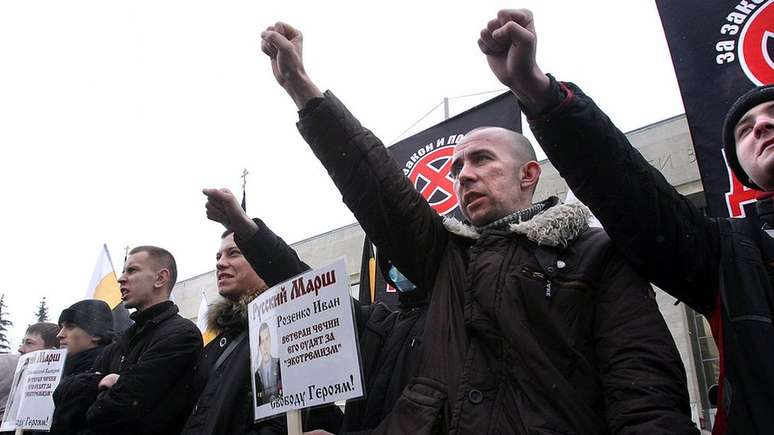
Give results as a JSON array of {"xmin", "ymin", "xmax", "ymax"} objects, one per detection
[
  {"xmin": 753, "ymin": 116, "xmax": 774, "ymax": 138},
  {"xmin": 216, "ymin": 256, "xmax": 228, "ymax": 270},
  {"xmin": 457, "ymin": 163, "xmax": 476, "ymax": 183}
]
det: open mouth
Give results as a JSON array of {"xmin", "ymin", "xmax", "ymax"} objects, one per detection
[
  {"xmin": 217, "ymin": 273, "xmax": 234, "ymax": 283},
  {"xmin": 760, "ymin": 138, "xmax": 774, "ymax": 156},
  {"xmin": 120, "ymin": 288, "xmax": 129, "ymax": 300},
  {"xmin": 463, "ymin": 192, "xmax": 485, "ymax": 209}
]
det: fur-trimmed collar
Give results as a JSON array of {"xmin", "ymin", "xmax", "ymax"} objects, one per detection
[
  {"xmin": 443, "ymin": 200, "xmax": 591, "ymax": 247},
  {"xmin": 206, "ymin": 290, "xmax": 260, "ymax": 334}
]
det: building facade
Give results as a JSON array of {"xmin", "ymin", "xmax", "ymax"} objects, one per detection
[{"xmin": 172, "ymin": 114, "xmax": 719, "ymax": 431}]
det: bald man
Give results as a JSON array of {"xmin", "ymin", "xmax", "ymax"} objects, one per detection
[{"xmin": 261, "ymin": 22, "xmax": 697, "ymax": 434}]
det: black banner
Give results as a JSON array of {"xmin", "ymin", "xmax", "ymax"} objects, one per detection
[{"xmin": 656, "ymin": 0, "xmax": 774, "ymax": 217}]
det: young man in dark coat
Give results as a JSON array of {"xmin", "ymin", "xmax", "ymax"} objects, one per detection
[
  {"xmin": 202, "ymin": 188, "xmax": 428, "ymax": 434},
  {"xmin": 52, "ymin": 246, "xmax": 202, "ymax": 435},
  {"xmin": 260, "ymin": 21, "xmax": 699, "ymax": 435},
  {"xmin": 474, "ymin": 9, "xmax": 774, "ymax": 435},
  {"xmin": 181, "ymin": 188, "xmax": 343, "ymax": 435},
  {"xmin": 50, "ymin": 299, "xmax": 114, "ymax": 435}
]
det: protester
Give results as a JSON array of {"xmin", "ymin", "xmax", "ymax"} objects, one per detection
[
  {"xmin": 474, "ymin": 9, "xmax": 773, "ymax": 435},
  {"xmin": 340, "ymin": 256, "xmax": 429, "ymax": 433},
  {"xmin": 56, "ymin": 300, "xmax": 114, "ymax": 377},
  {"xmin": 180, "ymin": 188, "xmax": 343, "ymax": 435},
  {"xmin": 0, "ymin": 353, "xmax": 20, "ymax": 422},
  {"xmin": 18, "ymin": 322, "xmax": 59, "ymax": 355},
  {"xmin": 180, "ymin": 223, "xmax": 274, "ymax": 435},
  {"xmin": 49, "ymin": 300, "xmax": 114, "ymax": 435},
  {"xmin": 53, "ymin": 246, "xmax": 202, "ymax": 435},
  {"xmin": 260, "ymin": 22, "xmax": 698, "ymax": 434}
]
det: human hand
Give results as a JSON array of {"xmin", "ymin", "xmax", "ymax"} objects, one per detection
[
  {"xmin": 478, "ymin": 9, "xmax": 551, "ymax": 112},
  {"xmin": 203, "ymin": 187, "xmax": 258, "ymax": 238},
  {"xmin": 261, "ymin": 22, "xmax": 322, "ymax": 109},
  {"xmin": 98, "ymin": 373, "xmax": 120, "ymax": 390}
]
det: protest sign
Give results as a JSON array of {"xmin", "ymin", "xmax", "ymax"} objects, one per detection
[
  {"xmin": 248, "ymin": 257, "xmax": 364, "ymax": 421},
  {"xmin": 0, "ymin": 348, "xmax": 67, "ymax": 432}
]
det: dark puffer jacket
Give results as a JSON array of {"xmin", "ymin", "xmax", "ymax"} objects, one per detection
[
  {"xmin": 532, "ymin": 78, "xmax": 774, "ymax": 435},
  {"xmin": 52, "ymin": 301, "xmax": 202, "ymax": 435},
  {"xmin": 294, "ymin": 92, "xmax": 698, "ymax": 434},
  {"xmin": 50, "ymin": 346, "xmax": 107, "ymax": 435}
]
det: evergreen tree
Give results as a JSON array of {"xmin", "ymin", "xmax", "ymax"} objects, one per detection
[
  {"xmin": 0, "ymin": 294, "xmax": 13, "ymax": 353},
  {"xmin": 35, "ymin": 297, "xmax": 49, "ymax": 323}
]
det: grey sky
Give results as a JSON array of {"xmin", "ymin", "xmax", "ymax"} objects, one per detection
[{"xmin": 0, "ymin": 1, "xmax": 684, "ymax": 348}]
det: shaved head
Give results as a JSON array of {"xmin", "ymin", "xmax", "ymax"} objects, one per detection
[
  {"xmin": 451, "ymin": 126, "xmax": 542, "ymax": 226},
  {"xmin": 461, "ymin": 126, "xmax": 537, "ymax": 164}
]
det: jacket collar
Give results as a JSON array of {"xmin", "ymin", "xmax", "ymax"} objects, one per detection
[
  {"xmin": 207, "ymin": 290, "xmax": 260, "ymax": 334},
  {"xmin": 443, "ymin": 197, "xmax": 591, "ymax": 248}
]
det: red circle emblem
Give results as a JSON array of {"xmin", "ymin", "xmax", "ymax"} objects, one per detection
[
  {"xmin": 739, "ymin": 0, "xmax": 774, "ymax": 85},
  {"xmin": 407, "ymin": 146, "xmax": 459, "ymax": 215}
]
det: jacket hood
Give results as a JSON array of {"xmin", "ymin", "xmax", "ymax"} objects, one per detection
[
  {"xmin": 443, "ymin": 200, "xmax": 591, "ymax": 247},
  {"xmin": 206, "ymin": 290, "xmax": 260, "ymax": 334}
]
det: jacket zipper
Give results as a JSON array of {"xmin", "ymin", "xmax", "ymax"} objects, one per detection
[{"xmin": 521, "ymin": 266, "xmax": 553, "ymax": 299}]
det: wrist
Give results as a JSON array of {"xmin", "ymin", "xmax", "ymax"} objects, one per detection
[
  {"xmin": 509, "ymin": 68, "xmax": 552, "ymax": 114},
  {"xmin": 233, "ymin": 217, "xmax": 259, "ymax": 240},
  {"xmin": 283, "ymin": 72, "xmax": 323, "ymax": 110}
]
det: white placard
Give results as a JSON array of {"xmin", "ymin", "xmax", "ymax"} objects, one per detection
[
  {"xmin": 1, "ymin": 348, "xmax": 67, "ymax": 431},
  {"xmin": 248, "ymin": 257, "xmax": 363, "ymax": 421}
]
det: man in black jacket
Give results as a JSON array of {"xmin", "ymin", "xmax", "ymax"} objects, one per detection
[
  {"xmin": 474, "ymin": 9, "xmax": 774, "ymax": 435},
  {"xmin": 186, "ymin": 187, "xmax": 343, "ymax": 435},
  {"xmin": 51, "ymin": 299, "xmax": 114, "ymax": 435},
  {"xmin": 202, "ymin": 188, "xmax": 428, "ymax": 434},
  {"xmin": 53, "ymin": 246, "xmax": 202, "ymax": 435},
  {"xmin": 260, "ymin": 21, "xmax": 698, "ymax": 435}
]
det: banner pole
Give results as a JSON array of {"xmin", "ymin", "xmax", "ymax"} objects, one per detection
[{"xmin": 286, "ymin": 409, "xmax": 302, "ymax": 435}]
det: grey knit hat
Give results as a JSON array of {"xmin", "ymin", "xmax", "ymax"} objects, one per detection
[{"xmin": 722, "ymin": 84, "xmax": 774, "ymax": 190}]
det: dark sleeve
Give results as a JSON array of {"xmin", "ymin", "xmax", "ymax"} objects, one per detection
[
  {"xmin": 85, "ymin": 323, "xmax": 203, "ymax": 433},
  {"xmin": 234, "ymin": 217, "xmax": 311, "ymax": 287},
  {"xmin": 530, "ymin": 78, "xmax": 720, "ymax": 314},
  {"xmin": 296, "ymin": 91, "xmax": 449, "ymax": 292},
  {"xmin": 594, "ymin": 247, "xmax": 698, "ymax": 434},
  {"xmin": 51, "ymin": 372, "xmax": 103, "ymax": 435}
]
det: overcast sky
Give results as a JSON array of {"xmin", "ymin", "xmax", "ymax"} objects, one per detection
[{"xmin": 0, "ymin": 0, "xmax": 685, "ymax": 349}]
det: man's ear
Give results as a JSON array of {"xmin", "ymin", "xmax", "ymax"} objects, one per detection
[
  {"xmin": 154, "ymin": 268, "xmax": 171, "ymax": 291},
  {"xmin": 520, "ymin": 161, "xmax": 541, "ymax": 190}
]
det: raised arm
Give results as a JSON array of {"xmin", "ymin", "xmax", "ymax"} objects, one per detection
[
  {"xmin": 204, "ymin": 187, "xmax": 310, "ymax": 285},
  {"xmin": 479, "ymin": 9, "xmax": 720, "ymax": 314},
  {"xmin": 259, "ymin": 23, "xmax": 450, "ymax": 292}
]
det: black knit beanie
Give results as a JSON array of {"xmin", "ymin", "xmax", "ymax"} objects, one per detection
[
  {"xmin": 59, "ymin": 299, "xmax": 114, "ymax": 340},
  {"xmin": 722, "ymin": 84, "xmax": 774, "ymax": 190}
]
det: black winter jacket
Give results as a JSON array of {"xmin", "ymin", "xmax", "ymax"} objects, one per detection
[
  {"xmin": 180, "ymin": 298, "xmax": 256, "ymax": 435},
  {"xmin": 52, "ymin": 301, "xmax": 202, "ymax": 435},
  {"xmin": 533, "ymin": 78, "xmax": 774, "ymax": 435},
  {"xmin": 50, "ymin": 346, "xmax": 106, "ymax": 435},
  {"xmin": 294, "ymin": 92, "xmax": 698, "ymax": 434}
]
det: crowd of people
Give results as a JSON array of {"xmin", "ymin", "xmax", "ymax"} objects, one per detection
[{"xmin": 0, "ymin": 7, "xmax": 772, "ymax": 435}]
